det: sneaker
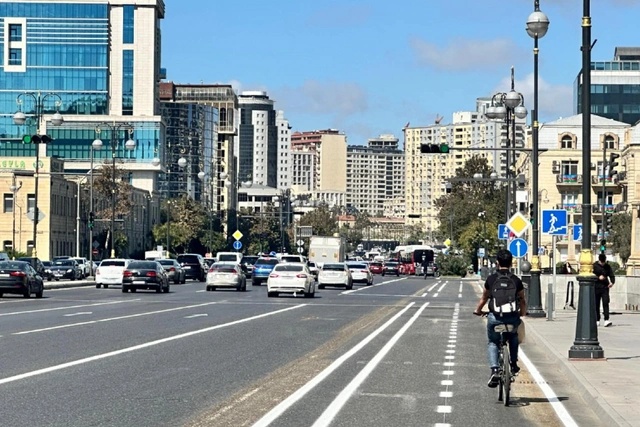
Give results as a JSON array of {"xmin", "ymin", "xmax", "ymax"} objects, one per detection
[
  {"xmin": 511, "ymin": 363, "xmax": 521, "ymax": 375},
  {"xmin": 597, "ymin": 320, "xmax": 602, "ymax": 327},
  {"xmin": 604, "ymin": 320, "xmax": 612, "ymax": 327},
  {"xmin": 488, "ymin": 368, "xmax": 500, "ymax": 388}
]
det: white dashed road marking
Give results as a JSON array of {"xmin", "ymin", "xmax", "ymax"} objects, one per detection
[{"xmin": 435, "ymin": 302, "xmax": 459, "ymax": 427}]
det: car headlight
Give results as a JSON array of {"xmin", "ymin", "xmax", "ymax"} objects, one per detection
[{"xmin": 66, "ymin": 269, "xmax": 72, "ymax": 273}]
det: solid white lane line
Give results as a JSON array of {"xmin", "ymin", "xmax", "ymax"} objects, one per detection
[
  {"xmin": 421, "ymin": 292, "xmax": 428, "ymax": 297},
  {"xmin": 184, "ymin": 314, "xmax": 208, "ymax": 318},
  {"xmin": 13, "ymin": 301, "xmax": 220, "ymax": 335},
  {"xmin": 253, "ymin": 302, "xmax": 416, "ymax": 427},
  {"xmin": 437, "ymin": 282, "xmax": 447, "ymax": 293},
  {"xmin": 0, "ymin": 304, "xmax": 306, "ymax": 386},
  {"xmin": 196, "ymin": 290, "xmax": 206, "ymax": 293},
  {"xmin": 341, "ymin": 278, "xmax": 406, "ymax": 295},
  {"xmin": 0, "ymin": 299, "xmax": 140, "ymax": 317},
  {"xmin": 427, "ymin": 282, "xmax": 440, "ymax": 292},
  {"xmin": 63, "ymin": 312, "xmax": 93, "ymax": 317},
  {"xmin": 520, "ymin": 350, "xmax": 579, "ymax": 427},
  {"xmin": 311, "ymin": 302, "xmax": 430, "ymax": 427}
]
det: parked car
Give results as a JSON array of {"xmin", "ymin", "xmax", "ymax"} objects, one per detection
[
  {"xmin": 0, "ymin": 252, "xmax": 9, "ymax": 261},
  {"xmin": 346, "ymin": 262, "xmax": 374, "ymax": 286},
  {"xmin": 206, "ymin": 262, "xmax": 247, "ymax": 292},
  {"xmin": 267, "ymin": 263, "xmax": 315, "ymax": 298},
  {"xmin": 0, "ymin": 261, "xmax": 44, "ymax": 298},
  {"xmin": 240, "ymin": 255, "xmax": 259, "ymax": 278},
  {"xmin": 71, "ymin": 257, "xmax": 90, "ymax": 278},
  {"xmin": 382, "ymin": 261, "xmax": 401, "ymax": 277},
  {"xmin": 369, "ymin": 262, "xmax": 384, "ymax": 275},
  {"xmin": 307, "ymin": 261, "xmax": 319, "ymax": 279},
  {"xmin": 50, "ymin": 259, "xmax": 83, "ymax": 280},
  {"xmin": 177, "ymin": 254, "xmax": 207, "ymax": 282},
  {"xmin": 41, "ymin": 261, "xmax": 54, "ymax": 281},
  {"xmin": 252, "ymin": 257, "xmax": 279, "ymax": 286},
  {"xmin": 96, "ymin": 259, "xmax": 130, "ymax": 288},
  {"xmin": 157, "ymin": 259, "xmax": 186, "ymax": 284},
  {"xmin": 318, "ymin": 263, "xmax": 353, "ymax": 290},
  {"xmin": 17, "ymin": 257, "xmax": 47, "ymax": 279},
  {"xmin": 122, "ymin": 261, "xmax": 169, "ymax": 293}
]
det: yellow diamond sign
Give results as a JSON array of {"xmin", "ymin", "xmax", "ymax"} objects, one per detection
[
  {"xmin": 232, "ymin": 230, "xmax": 243, "ymax": 240},
  {"xmin": 444, "ymin": 238, "xmax": 451, "ymax": 247},
  {"xmin": 506, "ymin": 212, "xmax": 530, "ymax": 238}
]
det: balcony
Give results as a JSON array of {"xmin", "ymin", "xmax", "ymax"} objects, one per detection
[
  {"xmin": 591, "ymin": 204, "xmax": 616, "ymax": 215},
  {"xmin": 555, "ymin": 203, "xmax": 582, "ymax": 214},
  {"xmin": 591, "ymin": 175, "xmax": 619, "ymax": 186},
  {"xmin": 556, "ymin": 174, "xmax": 582, "ymax": 186}
]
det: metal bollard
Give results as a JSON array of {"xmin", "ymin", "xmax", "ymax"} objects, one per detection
[{"xmin": 546, "ymin": 281, "xmax": 554, "ymax": 321}]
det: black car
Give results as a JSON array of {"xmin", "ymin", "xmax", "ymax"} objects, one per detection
[
  {"xmin": 240, "ymin": 255, "xmax": 259, "ymax": 277},
  {"xmin": 41, "ymin": 261, "xmax": 54, "ymax": 281},
  {"xmin": 177, "ymin": 254, "xmax": 207, "ymax": 281},
  {"xmin": 17, "ymin": 257, "xmax": 48, "ymax": 279},
  {"xmin": 49, "ymin": 259, "xmax": 83, "ymax": 280},
  {"xmin": 157, "ymin": 259, "xmax": 186, "ymax": 284},
  {"xmin": 122, "ymin": 261, "xmax": 170, "ymax": 293},
  {"xmin": 382, "ymin": 261, "xmax": 400, "ymax": 277},
  {"xmin": 0, "ymin": 261, "xmax": 44, "ymax": 298}
]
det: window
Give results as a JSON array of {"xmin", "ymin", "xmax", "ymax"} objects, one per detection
[
  {"xmin": 3, "ymin": 194, "xmax": 13, "ymax": 213},
  {"xmin": 603, "ymin": 135, "xmax": 616, "ymax": 150},
  {"xmin": 9, "ymin": 24, "xmax": 22, "ymax": 42},
  {"xmin": 122, "ymin": 50, "xmax": 134, "ymax": 115},
  {"xmin": 123, "ymin": 5, "xmax": 135, "ymax": 43},
  {"xmin": 9, "ymin": 48, "xmax": 22, "ymax": 66},
  {"xmin": 561, "ymin": 161, "xmax": 579, "ymax": 176},
  {"xmin": 27, "ymin": 194, "xmax": 35, "ymax": 213},
  {"xmin": 560, "ymin": 135, "xmax": 574, "ymax": 149}
]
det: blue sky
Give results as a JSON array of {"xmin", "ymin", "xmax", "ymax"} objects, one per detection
[{"xmin": 162, "ymin": 0, "xmax": 640, "ymax": 144}]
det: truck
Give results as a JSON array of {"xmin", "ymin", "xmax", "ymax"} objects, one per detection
[
  {"xmin": 308, "ymin": 236, "xmax": 346, "ymax": 267},
  {"xmin": 145, "ymin": 250, "xmax": 169, "ymax": 260}
]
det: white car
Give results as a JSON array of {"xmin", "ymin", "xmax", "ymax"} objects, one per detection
[
  {"xmin": 72, "ymin": 257, "xmax": 90, "ymax": 278},
  {"xmin": 346, "ymin": 262, "xmax": 373, "ymax": 286},
  {"xmin": 267, "ymin": 263, "xmax": 315, "ymax": 298},
  {"xmin": 307, "ymin": 261, "xmax": 319, "ymax": 279},
  {"xmin": 95, "ymin": 259, "xmax": 129, "ymax": 288},
  {"xmin": 318, "ymin": 263, "xmax": 353, "ymax": 290},
  {"xmin": 206, "ymin": 262, "xmax": 247, "ymax": 292}
]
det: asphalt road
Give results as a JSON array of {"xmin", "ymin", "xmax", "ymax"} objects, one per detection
[{"xmin": 0, "ymin": 275, "xmax": 602, "ymax": 427}]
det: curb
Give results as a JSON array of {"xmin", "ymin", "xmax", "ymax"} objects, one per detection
[
  {"xmin": 525, "ymin": 318, "xmax": 631, "ymax": 427},
  {"xmin": 44, "ymin": 280, "xmax": 95, "ymax": 290}
]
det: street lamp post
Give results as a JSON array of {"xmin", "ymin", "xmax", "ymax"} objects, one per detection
[
  {"xmin": 569, "ymin": 0, "xmax": 604, "ymax": 359},
  {"xmin": 220, "ymin": 172, "xmax": 252, "ymax": 249},
  {"xmin": 13, "ymin": 92, "xmax": 64, "ymax": 262},
  {"xmin": 526, "ymin": 0, "xmax": 550, "ymax": 318},
  {"xmin": 274, "ymin": 190, "xmax": 296, "ymax": 254},
  {"xmin": 485, "ymin": 68, "xmax": 528, "ymax": 220},
  {"xmin": 9, "ymin": 177, "xmax": 22, "ymax": 253},
  {"xmin": 93, "ymin": 123, "xmax": 135, "ymax": 259}
]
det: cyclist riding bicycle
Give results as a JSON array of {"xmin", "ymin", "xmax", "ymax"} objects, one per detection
[{"xmin": 474, "ymin": 249, "xmax": 527, "ymax": 388}]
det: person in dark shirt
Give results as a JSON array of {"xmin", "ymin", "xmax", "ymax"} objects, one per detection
[{"xmin": 593, "ymin": 253, "xmax": 615, "ymax": 327}]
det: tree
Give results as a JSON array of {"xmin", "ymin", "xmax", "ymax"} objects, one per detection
[
  {"xmin": 299, "ymin": 204, "xmax": 338, "ymax": 237},
  {"xmin": 435, "ymin": 155, "xmax": 505, "ymax": 252},
  {"xmin": 152, "ymin": 195, "xmax": 210, "ymax": 254},
  {"xmin": 406, "ymin": 223, "xmax": 425, "ymax": 244},
  {"xmin": 610, "ymin": 212, "xmax": 632, "ymax": 265}
]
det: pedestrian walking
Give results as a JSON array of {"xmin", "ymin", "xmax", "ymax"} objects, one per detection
[
  {"xmin": 593, "ymin": 254, "xmax": 615, "ymax": 327},
  {"xmin": 562, "ymin": 261, "xmax": 575, "ymax": 309}
]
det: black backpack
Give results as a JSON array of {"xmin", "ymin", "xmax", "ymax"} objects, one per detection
[{"xmin": 489, "ymin": 272, "xmax": 519, "ymax": 315}]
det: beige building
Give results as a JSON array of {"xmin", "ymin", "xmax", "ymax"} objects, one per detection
[
  {"xmin": 517, "ymin": 114, "xmax": 628, "ymax": 264},
  {"xmin": 291, "ymin": 129, "xmax": 347, "ymax": 195},
  {"xmin": 383, "ymin": 197, "xmax": 405, "ymax": 218},
  {"xmin": 404, "ymin": 109, "xmax": 523, "ymax": 237}
]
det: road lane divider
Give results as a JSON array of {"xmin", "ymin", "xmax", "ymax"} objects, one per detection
[
  {"xmin": 252, "ymin": 302, "xmax": 416, "ymax": 427},
  {"xmin": 184, "ymin": 314, "xmax": 208, "ymax": 319},
  {"xmin": 433, "ymin": 281, "xmax": 448, "ymax": 298},
  {"xmin": 436, "ymin": 302, "xmax": 459, "ymax": 425},
  {"xmin": 0, "ymin": 304, "xmax": 306, "ymax": 385},
  {"xmin": 427, "ymin": 282, "xmax": 440, "ymax": 292},
  {"xmin": 341, "ymin": 277, "xmax": 406, "ymax": 295},
  {"xmin": 12, "ymin": 301, "xmax": 222, "ymax": 335},
  {"xmin": 311, "ymin": 302, "xmax": 430, "ymax": 427},
  {"xmin": 0, "ymin": 299, "xmax": 141, "ymax": 317},
  {"xmin": 63, "ymin": 312, "xmax": 93, "ymax": 317}
]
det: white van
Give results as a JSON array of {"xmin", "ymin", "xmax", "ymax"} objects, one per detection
[{"xmin": 216, "ymin": 252, "xmax": 243, "ymax": 264}]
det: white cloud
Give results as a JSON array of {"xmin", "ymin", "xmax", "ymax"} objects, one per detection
[
  {"xmin": 410, "ymin": 36, "xmax": 527, "ymax": 71},
  {"xmin": 274, "ymin": 80, "xmax": 369, "ymax": 117},
  {"xmin": 493, "ymin": 72, "xmax": 573, "ymax": 120}
]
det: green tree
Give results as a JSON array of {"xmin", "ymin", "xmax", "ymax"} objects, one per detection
[
  {"xmin": 152, "ymin": 195, "xmax": 209, "ymax": 254},
  {"xmin": 435, "ymin": 155, "xmax": 505, "ymax": 251},
  {"xmin": 299, "ymin": 204, "xmax": 338, "ymax": 237},
  {"xmin": 610, "ymin": 212, "xmax": 632, "ymax": 265},
  {"xmin": 406, "ymin": 223, "xmax": 425, "ymax": 244}
]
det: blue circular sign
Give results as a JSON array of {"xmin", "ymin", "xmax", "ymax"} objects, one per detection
[
  {"xmin": 269, "ymin": 251, "xmax": 277, "ymax": 257},
  {"xmin": 233, "ymin": 240, "xmax": 242, "ymax": 250}
]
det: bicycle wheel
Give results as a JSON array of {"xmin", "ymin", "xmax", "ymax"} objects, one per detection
[
  {"xmin": 497, "ymin": 349, "xmax": 504, "ymax": 402},
  {"xmin": 503, "ymin": 344, "xmax": 511, "ymax": 406}
]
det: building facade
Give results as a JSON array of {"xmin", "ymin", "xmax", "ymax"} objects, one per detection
[
  {"xmin": 575, "ymin": 47, "xmax": 640, "ymax": 125},
  {"xmin": 290, "ymin": 129, "xmax": 347, "ymax": 196},
  {"xmin": 346, "ymin": 134, "xmax": 405, "ymax": 216}
]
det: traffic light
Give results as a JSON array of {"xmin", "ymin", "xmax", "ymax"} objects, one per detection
[
  {"xmin": 420, "ymin": 143, "xmax": 450, "ymax": 154},
  {"xmin": 22, "ymin": 135, "xmax": 52, "ymax": 144},
  {"xmin": 605, "ymin": 212, "xmax": 613, "ymax": 230},
  {"xmin": 445, "ymin": 183, "xmax": 452, "ymax": 194},
  {"xmin": 600, "ymin": 239, "xmax": 607, "ymax": 252},
  {"xmin": 529, "ymin": 203, "xmax": 534, "ymax": 223},
  {"xmin": 517, "ymin": 174, "xmax": 526, "ymax": 189},
  {"xmin": 608, "ymin": 153, "xmax": 620, "ymax": 179},
  {"xmin": 88, "ymin": 211, "xmax": 95, "ymax": 229}
]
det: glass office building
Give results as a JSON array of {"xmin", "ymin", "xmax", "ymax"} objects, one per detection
[{"xmin": 575, "ymin": 47, "xmax": 640, "ymax": 125}]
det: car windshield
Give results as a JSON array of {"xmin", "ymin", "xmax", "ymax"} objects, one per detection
[
  {"xmin": 218, "ymin": 254, "xmax": 238, "ymax": 262},
  {"xmin": 242, "ymin": 256, "xmax": 258, "ymax": 265},
  {"xmin": 72, "ymin": 258, "xmax": 84, "ymax": 263},
  {"xmin": 348, "ymin": 264, "xmax": 367, "ymax": 270},
  {"xmin": 256, "ymin": 258, "xmax": 278, "ymax": 266},
  {"xmin": 158, "ymin": 260, "xmax": 176, "ymax": 266},
  {"xmin": 281, "ymin": 256, "xmax": 302, "ymax": 263},
  {"xmin": 54, "ymin": 260, "xmax": 74, "ymax": 266},
  {"xmin": 178, "ymin": 255, "xmax": 200, "ymax": 264},
  {"xmin": 128, "ymin": 262, "xmax": 157, "ymax": 269},
  {"xmin": 100, "ymin": 260, "xmax": 125, "ymax": 267},
  {"xmin": 274, "ymin": 264, "xmax": 304, "ymax": 272},
  {"xmin": 308, "ymin": 262, "xmax": 316, "ymax": 268},
  {"xmin": 211, "ymin": 263, "xmax": 238, "ymax": 273},
  {"xmin": 42, "ymin": 261, "xmax": 51, "ymax": 267},
  {"xmin": 371, "ymin": 263, "xmax": 382, "ymax": 267},
  {"xmin": 0, "ymin": 262, "xmax": 26, "ymax": 270},
  {"xmin": 323, "ymin": 264, "xmax": 345, "ymax": 271},
  {"xmin": 386, "ymin": 262, "xmax": 398, "ymax": 266}
]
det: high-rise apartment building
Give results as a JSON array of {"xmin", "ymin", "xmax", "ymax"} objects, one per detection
[
  {"xmin": 0, "ymin": 0, "xmax": 166, "ymax": 193},
  {"xmin": 291, "ymin": 129, "xmax": 347, "ymax": 195},
  {"xmin": 575, "ymin": 47, "xmax": 640, "ymax": 125},
  {"xmin": 404, "ymin": 107, "xmax": 526, "ymax": 237},
  {"xmin": 236, "ymin": 91, "xmax": 290, "ymax": 190},
  {"xmin": 346, "ymin": 134, "xmax": 405, "ymax": 216},
  {"xmin": 276, "ymin": 110, "xmax": 292, "ymax": 189}
]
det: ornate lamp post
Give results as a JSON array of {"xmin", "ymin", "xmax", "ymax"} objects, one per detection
[{"xmin": 13, "ymin": 92, "xmax": 64, "ymax": 261}]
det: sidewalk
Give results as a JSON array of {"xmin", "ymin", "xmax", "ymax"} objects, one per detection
[{"xmin": 524, "ymin": 309, "xmax": 640, "ymax": 427}]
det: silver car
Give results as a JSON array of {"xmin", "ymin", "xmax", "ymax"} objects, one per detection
[
  {"xmin": 206, "ymin": 262, "xmax": 247, "ymax": 292},
  {"xmin": 157, "ymin": 259, "xmax": 186, "ymax": 284}
]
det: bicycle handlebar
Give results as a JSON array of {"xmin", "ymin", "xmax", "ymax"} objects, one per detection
[{"xmin": 473, "ymin": 311, "xmax": 489, "ymax": 317}]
